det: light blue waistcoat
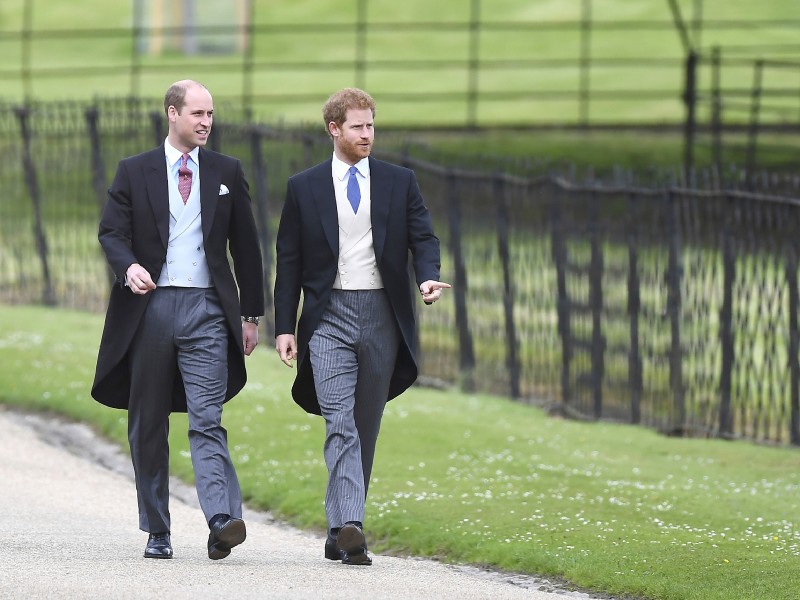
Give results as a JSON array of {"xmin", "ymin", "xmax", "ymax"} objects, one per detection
[{"xmin": 156, "ymin": 166, "xmax": 212, "ymax": 288}]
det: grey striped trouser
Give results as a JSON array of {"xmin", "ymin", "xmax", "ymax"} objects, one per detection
[{"xmin": 308, "ymin": 289, "xmax": 400, "ymax": 529}]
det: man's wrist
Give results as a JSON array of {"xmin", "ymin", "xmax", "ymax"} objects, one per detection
[{"xmin": 242, "ymin": 316, "xmax": 260, "ymax": 325}]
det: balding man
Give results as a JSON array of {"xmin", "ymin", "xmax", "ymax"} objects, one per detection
[{"xmin": 92, "ymin": 80, "xmax": 264, "ymax": 561}]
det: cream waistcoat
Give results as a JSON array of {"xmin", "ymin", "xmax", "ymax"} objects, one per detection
[{"xmin": 332, "ymin": 192, "xmax": 384, "ymax": 290}]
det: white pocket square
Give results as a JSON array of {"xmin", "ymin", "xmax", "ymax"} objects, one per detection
[{"xmin": 219, "ymin": 184, "xmax": 230, "ymax": 195}]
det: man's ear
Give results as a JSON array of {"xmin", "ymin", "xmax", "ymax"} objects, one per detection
[{"xmin": 327, "ymin": 121, "xmax": 339, "ymax": 138}]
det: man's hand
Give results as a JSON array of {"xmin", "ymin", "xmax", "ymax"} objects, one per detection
[
  {"xmin": 242, "ymin": 322, "xmax": 259, "ymax": 356},
  {"xmin": 126, "ymin": 263, "xmax": 156, "ymax": 295},
  {"xmin": 275, "ymin": 333, "xmax": 297, "ymax": 367},
  {"xmin": 420, "ymin": 280, "xmax": 452, "ymax": 305}
]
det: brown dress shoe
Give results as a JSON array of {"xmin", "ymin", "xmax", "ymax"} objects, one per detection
[{"xmin": 336, "ymin": 523, "xmax": 372, "ymax": 566}]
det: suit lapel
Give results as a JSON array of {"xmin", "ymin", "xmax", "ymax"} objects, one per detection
[
  {"xmin": 198, "ymin": 148, "xmax": 220, "ymax": 239},
  {"xmin": 368, "ymin": 157, "xmax": 392, "ymax": 263},
  {"xmin": 144, "ymin": 146, "xmax": 170, "ymax": 249},
  {"xmin": 311, "ymin": 160, "xmax": 338, "ymax": 256}
]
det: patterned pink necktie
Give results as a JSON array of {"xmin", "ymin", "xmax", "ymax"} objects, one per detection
[{"xmin": 178, "ymin": 153, "xmax": 192, "ymax": 204}]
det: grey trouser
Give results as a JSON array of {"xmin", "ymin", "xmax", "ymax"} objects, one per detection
[
  {"xmin": 309, "ymin": 289, "xmax": 400, "ymax": 529},
  {"xmin": 128, "ymin": 286, "xmax": 242, "ymax": 533}
]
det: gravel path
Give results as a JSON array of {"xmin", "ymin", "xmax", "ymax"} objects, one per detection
[{"xmin": 0, "ymin": 407, "xmax": 611, "ymax": 600}]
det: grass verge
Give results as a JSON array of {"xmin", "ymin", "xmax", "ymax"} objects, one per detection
[{"xmin": 1, "ymin": 304, "xmax": 798, "ymax": 600}]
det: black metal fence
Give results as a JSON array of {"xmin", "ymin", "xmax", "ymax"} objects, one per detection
[{"xmin": 2, "ymin": 100, "xmax": 800, "ymax": 446}]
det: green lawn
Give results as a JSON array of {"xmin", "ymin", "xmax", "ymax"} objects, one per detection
[
  {"xmin": 2, "ymin": 304, "xmax": 799, "ymax": 600},
  {"xmin": 2, "ymin": 0, "xmax": 798, "ymax": 171},
  {"xmin": 1, "ymin": 0, "xmax": 798, "ymax": 127}
]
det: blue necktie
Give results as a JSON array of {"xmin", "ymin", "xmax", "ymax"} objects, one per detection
[{"xmin": 347, "ymin": 166, "xmax": 361, "ymax": 213}]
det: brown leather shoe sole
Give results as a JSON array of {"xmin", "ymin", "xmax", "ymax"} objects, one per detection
[{"xmin": 336, "ymin": 524, "xmax": 372, "ymax": 566}]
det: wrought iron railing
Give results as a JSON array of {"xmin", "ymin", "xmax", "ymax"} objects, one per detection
[{"xmin": 2, "ymin": 100, "xmax": 800, "ymax": 445}]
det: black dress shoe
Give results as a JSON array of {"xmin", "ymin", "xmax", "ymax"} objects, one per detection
[
  {"xmin": 336, "ymin": 523, "xmax": 372, "ymax": 566},
  {"xmin": 144, "ymin": 532, "xmax": 173, "ymax": 559},
  {"xmin": 207, "ymin": 516, "xmax": 246, "ymax": 560},
  {"xmin": 325, "ymin": 532, "xmax": 343, "ymax": 560}
]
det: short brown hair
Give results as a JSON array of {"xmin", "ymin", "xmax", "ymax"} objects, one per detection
[
  {"xmin": 163, "ymin": 80, "xmax": 208, "ymax": 116},
  {"xmin": 322, "ymin": 88, "xmax": 376, "ymax": 137}
]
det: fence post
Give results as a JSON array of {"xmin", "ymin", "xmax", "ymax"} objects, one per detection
[
  {"xmin": 666, "ymin": 189, "xmax": 685, "ymax": 433},
  {"xmin": 551, "ymin": 183, "xmax": 572, "ymax": 408},
  {"xmin": 710, "ymin": 46, "xmax": 722, "ymax": 179},
  {"xmin": 14, "ymin": 106, "xmax": 56, "ymax": 306},
  {"xmin": 241, "ymin": 0, "xmax": 256, "ymax": 119},
  {"xmin": 85, "ymin": 106, "xmax": 116, "ymax": 287},
  {"xmin": 301, "ymin": 135, "xmax": 316, "ymax": 170},
  {"xmin": 209, "ymin": 120, "xmax": 222, "ymax": 152},
  {"xmin": 682, "ymin": 50, "xmax": 698, "ymax": 184},
  {"xmin": 493, "ymin": 174, "xmax": 520, "ymax": 398},
  {"xmin": 446, "ymin": 171, "xmax": 475, "ymax": 391},
  {"xmin": 627, "ymin": 192, "xmax": 643, "ymax": 424},
  {"xmin": 588, "ymin": 190, "xmax": 605, "ymax": 419},
  {"xmin": 180, "ymin": 0, "xmax": 198, "ymax": 55},
  {"xmin": 718, "ymin": 193, "xmax": 735, "ymax": 438},
  {"xmin": 21, "ymin": 0, "xmax": 33, "ymax": 101},
  {"xmin": 466, "ymin": 0, "xmax": 481, "ymax": 128},
  {"xmin": 745, "ymin": 60, "xmax": 764, "ymax": 187},
  {"xmin": 85, "ymin": 107, "xmax": 107, "ymax": 212},
  {"xmin": 249, "ymin": 126, "xmax": 273, "ymax": 338},
  {"xmin": 130, "ymin": 0, "xmax": 143, "ymax": 97},
  {"xmin": 786, "ymin": 234, "xmax": 800, "ymax": 445},
  {"xmin": 578, "ymin": 0, "xmax": 593, "ymax": 126},
  {"xmin": 355, "ymin": 0, "xmax": 368, "ymax": 89},
  {"xmin": 149, "ymin": 111, "xmax": 164, "ymax": 147}
]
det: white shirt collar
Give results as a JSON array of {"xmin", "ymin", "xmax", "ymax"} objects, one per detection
[
  {"xmin": 165, "ymin": 139, "xmax": 199, "ymax": 167},
  {"xmin": 332, "ymin": 154, "xmax": 369, "ymax": 181}
]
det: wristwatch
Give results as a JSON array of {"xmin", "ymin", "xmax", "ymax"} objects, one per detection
[{"xmin": 242, "ymin": 316, "xmax": 260, "ymax": 325}]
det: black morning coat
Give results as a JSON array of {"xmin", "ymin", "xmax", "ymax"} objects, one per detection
[
  {"xmin": 91, "ymin": 145, "xmax": 264, "ymax": 412},
  {"xmin": 273, "ymin": 156, "xmax": 441, "ymax": 415}
]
